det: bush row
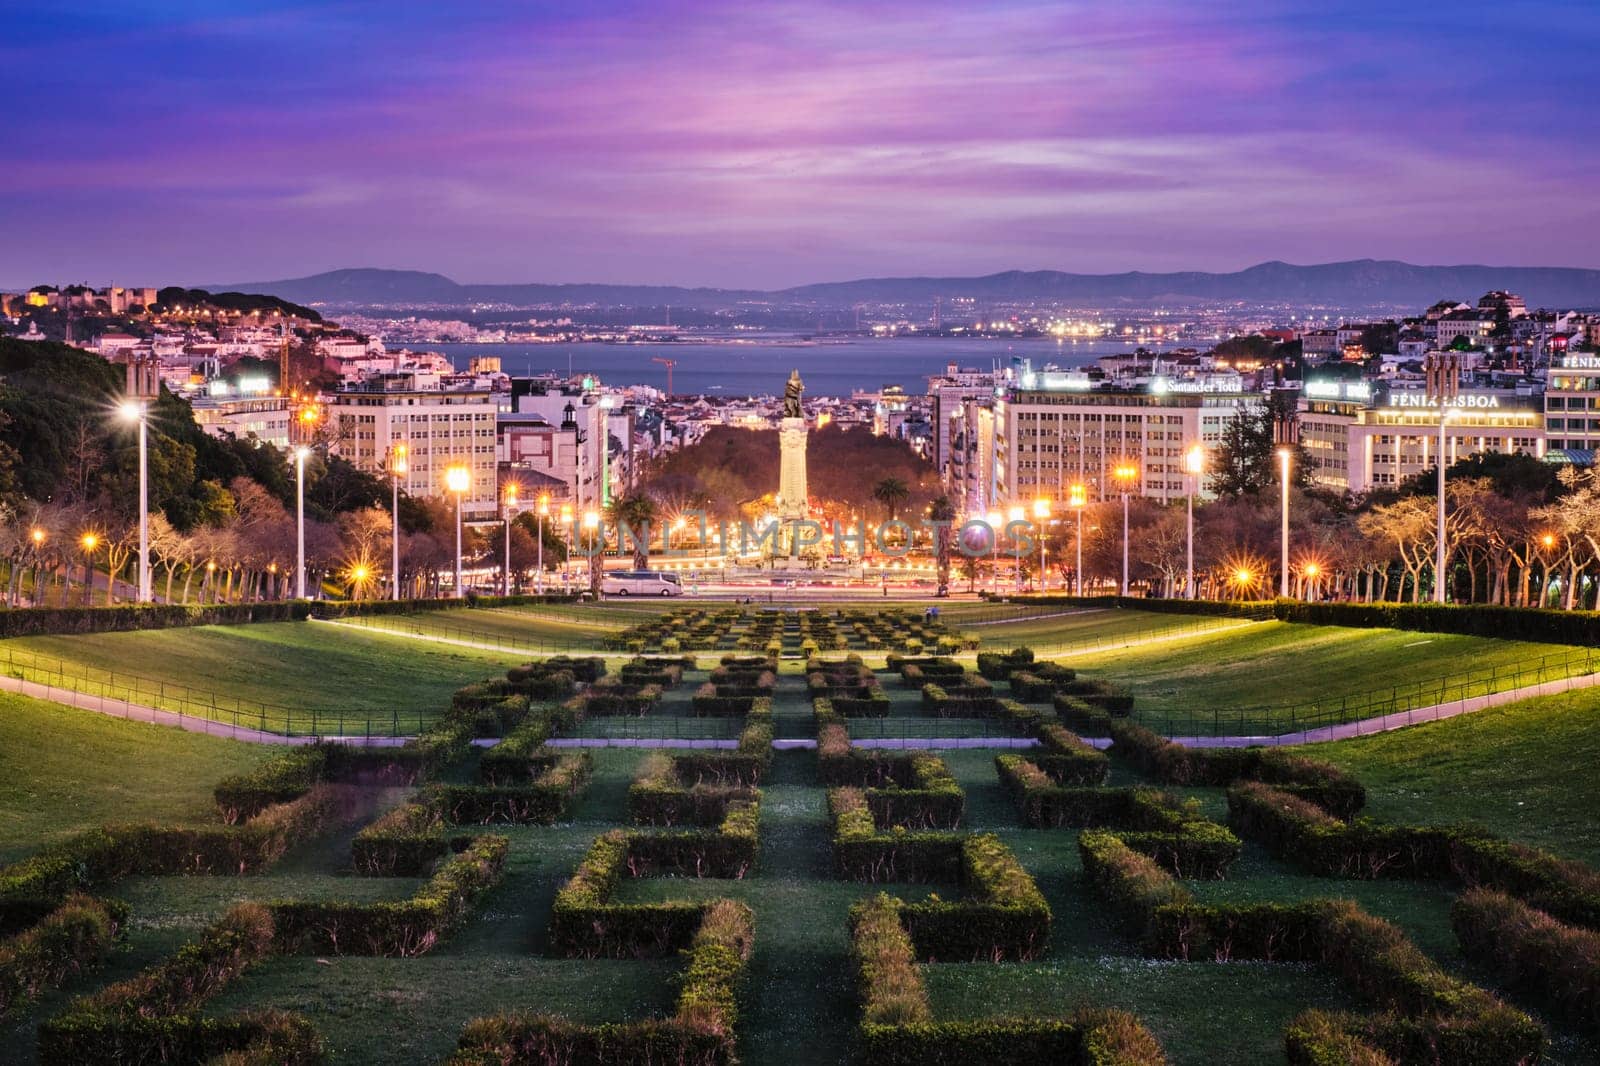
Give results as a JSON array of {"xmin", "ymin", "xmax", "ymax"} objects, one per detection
[
  {"xmin": 1, "ymin": 786, "xmax": 345, "ymax": 908},
  {"xmin": 450, "ymin": 898, "xmax": 753, "ymax": 1066},
  {"xmin": 37, "ymin": 903, "xmax": 322, "ymax": 1065},
  {"xmin": 0, "ymin": 893, "xmax": 126, "ymax": 1020},
  {"xmin": 431, "ymin": 755, "xmax": 593, "ymax": 825},
  {"xmin": 864, "ymin": 754, "xmax": 965, "ymax": 831},
  {"xmin": 995, "ymin": 759, "xmax": 1238, "ymax": 879},
  {"xmin": 850, "ymin": 893, "xmax": 1167, "ymax": 1064},
  {"xmin": 1032, "ymin": 724, "xmax": 1111, "ymax": 784},
  {"xmin": 270, "ymin": 835, "xmax": 508, "ymax": 957},
  {"xmin": 629, "ymin": 752, "xmax": 760, "ymax": 826},
  {"xmin": 1078, "ymin": 830, "xmax": 1545, "ymax": 1064},
  {"xmin": 669, "ymin": 701, "xmax": 774, "ymax": 787},
  {"xmin": 975, "ymin": 647, "xmax": 1035, "ymax": 681},
  {"xmin": 1227, "ymin": 782, "xmax": 1600, "ymax": 926},
  {"xmin": 1110, "ymin": 722, "xmax": 1366, "ymax": 817},
  {"xmin": 1453, "ymin": 888, "xmax": 1600, "ymax": 1031},
  {"xmin": 578, "ymin": 681, "xmax": 664, "ymax": 716},
  {"xmin": 550, "ymin": 802, "xmax": 759, "ymax": 959},
  {"xmin": 1008, "ymin": 664, "xmax": 1078, "ymax": 702}
]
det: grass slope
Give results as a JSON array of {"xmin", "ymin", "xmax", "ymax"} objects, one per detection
[{"xmin": 0, "ymin": 692, "xmax": 270, "ymax": 863}]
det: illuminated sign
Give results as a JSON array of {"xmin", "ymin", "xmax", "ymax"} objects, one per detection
[
  {"xmin": 1562, "ymin": 355, "xmax": 1600, "ymax": 370},
  {"xmin": 1304, "ymin": 380, "xmax": 1370, "ymax": 401},
  {"xmin": 1390, "ymin": 392, "xmax": 1501, "ymax": 410}
]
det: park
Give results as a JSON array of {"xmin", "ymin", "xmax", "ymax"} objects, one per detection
[{"xmin": 0, "ymin": 595, "xmax": 1597, "ymax": 1065}]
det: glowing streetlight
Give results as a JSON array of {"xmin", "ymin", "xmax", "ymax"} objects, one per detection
[
  {"xmin": 1033, "ymin": 497, "xmax": 1051, "ymax": 592},
  {"xmin": 502, "ymin": 481, "xmax": 520, "ymax": 597},
  {"xmin": 536, "ymin": 494, "xmax": 550, "ymax": 595},
  {"xmin": 76, "ymin": 531, "xmax": 97, "ymax": 606},
  {"xmin": 1185, "ymin": 444, "xmax": 1204, "ymax": 599},
  {"xmin": 294, "ymin": 446, "xmax": 309, "ymax": 599},
  {"xmin": 1113, "ymin": 463, "xmax": 1139, "ymax": 596},
  {"xmin": 560, "ymin": 502, "xmax": 574, "ymax": 590},
  {"xmin": 1303, "ymin": 561, "xmax": 1321, "ymax": 601},
  {"xmin": 1277, "ymin": 447, "xmax": 1292, "ymax": 598},
  {"xmin": 1008, "ymin": 505, "xmax": 1026, "ymax": 592},
  {"xmin": 118, "ymin": 400, "xmax": 151, "ymax": 603},
  {"xmin": 1068, "ymin": 483, "xmax": 1086, "ymax": 595},
  {"xmin": 583, "ymin": 509, "xmax": 601, "ymax": 593},
  {"xmin": 446, "ymin": 464, "xmax": 471, "ymax": 599},
  {"xmin": 986, "ymin": 510, "xmax": 1002, "ymax": 594},
  {"xmin": 388, "ymin": 443, "xmax": 408, "ymax": 600}
]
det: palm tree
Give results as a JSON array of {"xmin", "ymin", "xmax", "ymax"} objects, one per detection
[
  {"xmin": 872, "ymin": 477, "xmax": 910, "ymax": 522},
  {"xmin": 608, "ymin": 494, "xmax": 659, "ymax": 570},
  {"xmin": 928, "ymin": 494, "xmax": 956, "ymax": 589}
]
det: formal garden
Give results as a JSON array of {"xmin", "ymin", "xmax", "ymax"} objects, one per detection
[{"xmin": 1, "ymin": 601, "xmax": 1599, "ymax": 1063}]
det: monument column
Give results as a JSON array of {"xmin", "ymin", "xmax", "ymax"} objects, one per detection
[{"xmin": 775, "ymin": 369, "xmax": 809, "ymax": 560}]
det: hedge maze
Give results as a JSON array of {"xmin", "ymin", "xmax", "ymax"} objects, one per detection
[{"xmin": 9, "ymin": 622, "xmax": 1600, "ymax": 1064}]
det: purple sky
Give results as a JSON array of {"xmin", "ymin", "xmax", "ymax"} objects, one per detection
[{"xmin": 4, "ymin": 0, "xmax": 1598, "ymax": 289}]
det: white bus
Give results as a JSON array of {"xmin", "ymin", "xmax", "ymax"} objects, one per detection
[{"xmin": 601, "ymin": 570, "xmax": 685, "ymax": 596}]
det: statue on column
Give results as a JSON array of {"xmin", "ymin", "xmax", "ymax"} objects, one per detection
[{"xmin": 783, "ymin": 369, "xmax": 804, "ymax": 419}]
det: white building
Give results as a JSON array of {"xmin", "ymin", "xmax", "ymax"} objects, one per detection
[{"xmin": 330, "ymin": 375, "xmax": 498, "ymax": 518}]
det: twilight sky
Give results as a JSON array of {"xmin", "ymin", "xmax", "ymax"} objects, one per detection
[{"xmin": 4, "ymin": 0, "xmax": 1597, "ymax": 289}]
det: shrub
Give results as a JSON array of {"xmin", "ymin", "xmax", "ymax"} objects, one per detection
[
  {"xmin": 1033, "ymin": 724, "xmax": 1111, "ymax": 784},
  {"xmin": 351, "ymin": 802, "xmax": 452, "ymax": 876},
  {"xmin": 270, "ymin": 835, "xmax": 508, "ymax": 957},
  {"xmin": 975, "ymin": 647, "xmax": 1034, "ymax": 681},
  {"xmin": 866, "ymin": 755, "xmax": 965, "ymax": 830},
  {"xmin": 213, "ymin": 746, "xmax": 328, "ymax": 823},
  {"xmin": 629, "ymin": 753, "xmax": 760, "ymax": 826},
  {"xmin": 1453, "ymin": 888, "xmax": 1600, "ymax": 1029},
  {"xmin": 0, "ymin": 894, "xmax": 125, "ymax": 1019},
  {"xmin": 431, "ymin": 755, "xmax": 593, "ymax": 825}
]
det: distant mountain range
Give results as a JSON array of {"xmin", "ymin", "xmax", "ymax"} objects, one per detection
[{"xmin": 218, "ymin": 260, "xmax": 1600, "ymax": 311}]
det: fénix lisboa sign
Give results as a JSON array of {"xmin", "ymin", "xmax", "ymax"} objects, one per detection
[{"xmin": 1388, "ymin": 392, "xmax": 1502, "ymax": 410}]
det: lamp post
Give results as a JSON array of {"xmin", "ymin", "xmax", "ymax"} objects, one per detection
[
  {"xmin": 1539, "ymin": 532, "xmax": 1556, "ymax": 608},
  {"xmin": 1007, "ymin": 505, "xmax": 1026, "ymax": 593},
  {"xmin": 560, "ymin": 503, "xmax": 574, "ymax": 591},
  {"xmin": 1425, "ymin": 352, "xmax": 1459, "ymax": 603},
  {"xmin": 1277, "ymin": 447, "xmax": 1291, "ymax": 598},
  {"xmin": 446, "ymin": 464, "xmax": 471, "ymax": 599},
  {"xmin": 1304, "ymin": 562, "xmax": 1321, "ymax": 602},
  {"xmin": 536, "ymin": 495, "xmax": 550, "ymax": 595},
  {"xmin": 79, "ymin": 532, "xmax": 98, "ymax": 607},
  {"xmin": 1113, "ymin": 464, "xmax": 1138, "ymax": 596},
  {"xmin": 1069, "ymin": 483, "xmax": 1085, "ymax": 594},
  {"xmin": 118, "ymin": 401, "xmax": 151, "ymax": 603},
  {"xmin": 28, "ymin": 528, "xmax": 43, "ymax": 608},
  {"xmin": 985, "ymin": 510, "xmax": 1001, "ymax": 595},
  {"xmin": 294, "ymin": 447, "xmax": 308, "ymax": 599},
  {"xmin": 1185, "ymin": 444, "xmax": 1204, "ymax": 599},
  {"xmin": 388, "ymin": 443, "xmax": 408, "ymax": 600},
  {"xmin": 583, "ymin": 509, "xmax": 601, "ymax": 593},
  {"xmin": 1033, "ymin": 497, "xmax": 1051, "ymax": 592},
  {"xmin": 502, "ymin": 481, "xmax": 519, "ymax": 596}
]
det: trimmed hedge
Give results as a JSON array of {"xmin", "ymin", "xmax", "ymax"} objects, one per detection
[
  {"xmin": 0, "ymin": 893, "xmax": 126, "ymax": 1020},
  {"xmin": 1, "ymin": 786, "xmax": 345, "ymax": 907},
  {"xmin": 37, "ymin": 903, "xmax": 322, "ymax": 1065},
  {"xmin": 270, "ymin": 835, "xmax": 508, "ymax": 957},
  {"xmin": 629, "ymin": 752, "xmax": 760, "ymax": 826},
  {"xmin": 1078, "ymin": 831, "xmax": 1546, "ymax": 1064},
  {"xmin": 431, "ymin": 755, "xmax": 593, "ymax": 825},
  {"xmin": 1034, "ymin": 723, "xmax": 1111, "ymax": 784},
  {"xmin": 1228, "ymin": 781, "xmax": 1600, "ymax": 928},
  {"xmin": 351, "ymin": 802, "xmax": 455, "ymax": 877},
  {"xmin": 1008, "ymin": 664, "xmax": 1078, "ymax": 702},
  {"xmin": 996, "ymin": 759, "xmax": 1238, "ymax": 879},
  {"xmin": 1111, "ymin": 722, "xmax": 1365, "ymax": 817},
  {"xmin": 579, "ymin": 681, "xmax": 663, "ymax": 716},
  {"xmin": 550, "ymin": 802, "xmax": 758, "ymax": 959},
  {"xmin": 1453, "ymin": 888, "xmax": 1600, "ymax": 1030},
  {"xmin": 450, "ymin": 898, "xmax": 753, "ymax": 1066},
  {"xmin": 975, "ymin": 647, "xmax": 1035, "ymax": 681},
  {"xmin": 866, "ymin": 755, "xmax": 965, "ymax": 830}
]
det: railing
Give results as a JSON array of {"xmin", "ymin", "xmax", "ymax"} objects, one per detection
[
  {"xmin": 0, "ymin": 642, "xmax": 438, "ymax": 737},
  {"xmin": 1126, "ymin": 645, "xmax": 1600, "ymax": 739}
]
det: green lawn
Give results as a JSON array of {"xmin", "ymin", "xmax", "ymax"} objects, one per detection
[
  {"xmin": 5, "ymin": 621, "xmax": 525, "ymax": 733},
  {"xmin": 1059, "ymin": 620, "xmax": 1592, "ymax": 735},
  {"xmin": 0, "ymin": 691, "xmax": 271, "ymax": 863},
  {"xmin": 1309, "ymin": 688, "xmax": 1600, "ymax": 866}
]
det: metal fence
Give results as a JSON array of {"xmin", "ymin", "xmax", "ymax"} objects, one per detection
[
  {"xmin": 1126, "ymin": 645, "xmax": 1600, "ymax": 739},
  {"xmin": 316, "ymin": 613, "xmax": 626, "ymax": 655}
]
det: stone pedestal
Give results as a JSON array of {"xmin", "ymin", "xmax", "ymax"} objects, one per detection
[{"xmin": 776, "ymin": 417, "xmax": 808, "ymax": 519}]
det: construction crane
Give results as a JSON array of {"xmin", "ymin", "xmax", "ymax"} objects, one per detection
[{"xmin": 651, "ymin": 356, "xmax": 677, "ymax": 397}]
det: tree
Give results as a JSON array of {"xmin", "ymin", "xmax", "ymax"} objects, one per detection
[
  {"xmin": 1212, "ymin": 394, "xmax": 1313, "ymax": 498},
  {"xmin": 871, "ymin": 477, "xmax": 910, "ymax": 522},
  {"xmin": 928, "ymin": 494, "xmax": 956, "ymax": 588},
  {"xmin": 608, "ymin": 494, "xmax": 659, "ymax": 570}
]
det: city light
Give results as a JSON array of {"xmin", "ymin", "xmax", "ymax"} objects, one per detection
[
  {"xmin": 30, "ymin": 528, "xmax": 43, "ymax": 546},
  {"xmin": 445, "ymin": 465, "xmax": 471, "ymax": 494},
  {"xmin": 80, "ymin": 532, "xmax": 98, "ymax": 552}
]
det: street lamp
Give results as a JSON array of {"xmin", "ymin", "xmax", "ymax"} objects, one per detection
[
  {"xmin": 1033, "ymin": 497, "xmax": 1051, "ymax": 592},
  {"xmin": 1538, "ymin": 532, "xmax": 1557, "ymax": 608},
  {"xmin": 446, "ymin": 464, "xmax": 471, "ymax": 599},
  {"xmin": 118, "ymin": 401, "xmax": 151, "ymax": 603},
  {"xmin": 536, "ymin": 494, "xmax": 550, "ymax": 595},
  {"xmin": 502, "ymin": 481, "xmax": 520, "ymax": 596},
  {"xmin": 985, "ymin": 510, "xmax": 1002, "ymax": 595},
  {"xmin": 1304, "ymin": 561, "xmax": 1321, "ymax": 602},
  {"xmin": 294, "ymin": 446, "xmax": 309, "ymax": 599},
  {"xmin": 1007, "ymin": 505, "xmax": 1026, "ymax": 592},
  {"xmin": 1068, "ymin": 483, "xmax": 1086, "ymax": 594},
  {"xmin": 388, "ymin": 443, "xmax": 408, "ymax": 600},
  {"xmin": 560, "ymin": 503, "xmax": 574, "ymax": 590},
  {"xmin": 1277, "ymin": 447, "xmax": 1292, "ymax": 598},
  {"xmin": 1113, "ymin": 463, "xmax": 1139, "ymax": 596},
  {"xmin": 583, "ymin": 509, "xmax": 601, "ymax": 592},
  {"xmin": 1185, "ymin": 444, "xmax": 1205, "ymax": 599},
  {"xmin": 79, "ymin": 532, "xmax": 98, "ymax": 607}
]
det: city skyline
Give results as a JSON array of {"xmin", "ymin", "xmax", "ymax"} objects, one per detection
[{"xmin": 5, "ymin": 0, "xmax": 1598, "ymax": 289}]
